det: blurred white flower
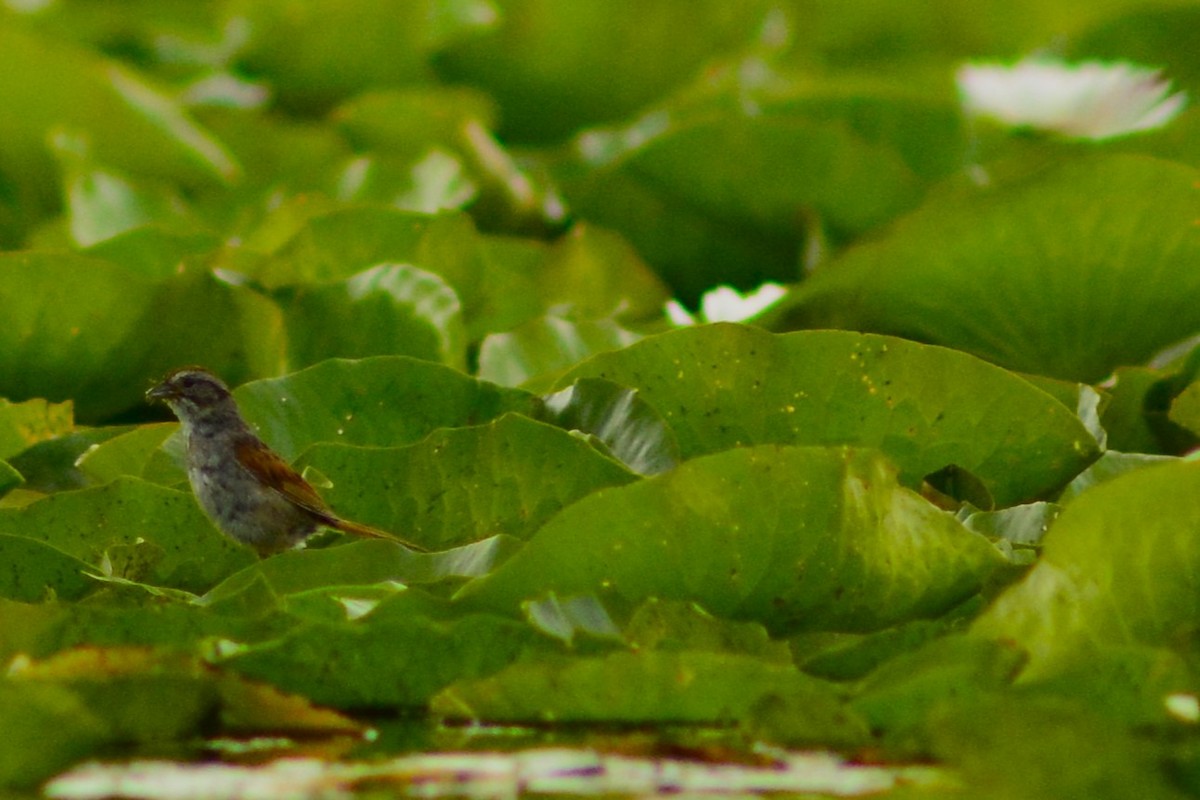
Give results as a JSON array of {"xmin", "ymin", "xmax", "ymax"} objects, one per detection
[
  {"xmin": 665, "ymin": 282, "xmax": 787, "ymax": 326},
  {"xmin": 957, "ymin": 57, "xmax": 1187, "ymax": 140}
]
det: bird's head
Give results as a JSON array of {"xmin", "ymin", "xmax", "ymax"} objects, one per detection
[{"xmin": 146, "ymin": 367, "xmax": 238, "ymax": 426}]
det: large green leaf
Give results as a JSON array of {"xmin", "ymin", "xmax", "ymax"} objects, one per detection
[
  {"xmin": 231, "ymin": 0, "xmax": 495, "ymax": 113},
  {"xmin": 219, "ymin": 592, "xmax": 544, "ymax": 709},
  {"xmin": 432, "ymin": 649, "xmax": 858, "ymax": 728},
  {"xmin": 459, "ymin": 446, "xmax": 1003, "ymax": 634},
  {"xmin": 971, "ymin": 459, "xmax": 1200, "ymax": 679},
  {"xmin": 278, "ymin": 264, "xmax": 467, "ymax": 371},
  {"xmin": 774, "ymin": 155, "xmax": 1200, "ymax": 382},
  {"xmin": 558, "ymin": 324, "xmax": 1098, "ymax": 505},
  {"xmin": 538, "ymin": 378, "xmax": 680, "ymax": 475},
  {"xmin": 231, "ymin": 357, "xmax": 538, "ymax": 460},
  {"xmin": 478, "ymin": 315, "xmax": 644, "ymax": 389},
  {"xmin": 297, "ymin": 414, "xmax": 636, "ymax": 549},
  {"xmin": 0, "ymin": 25, "xmax": 236, "ymax": 241},
  {"xmin": 0, "ymin": 535, "xmax": 96, "ymax": 602},
  {"xmin": 0, "ymin": 253, "xmax": 284, "ymax": 421},
  {"xmin": 0, "ymin": 478, "xmax": 254, "ymax": 593},
  {"xmin": 435, "ymin": 1, "xmax": 773, "ymax": 142},
  {"xmin": 74, "ymin": 423, "xmax": 180, "ymax": 486},
  {"xmin": 254, "ymin": 209, "xmax": 544, "ymax": 339},
  {"xmin": 0, "ymin": 681, "xmax": 111, "ymax": 789},
  {"xmin": 562, "ymin": 114, "xmax": 919, "ymax": 301},
  {"xmin": 0, "ymin": 398, "xmax": 73, "ymax": 461}
]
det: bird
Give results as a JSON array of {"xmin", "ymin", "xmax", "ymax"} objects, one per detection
[{"xmin": 146, "ymin": 366, "xmax": 425, "ymax": 557}]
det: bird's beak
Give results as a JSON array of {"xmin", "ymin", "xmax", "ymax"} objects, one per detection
[{"xmin": 146, "ymin": 382, "xmax": 177, "ymax": 402}]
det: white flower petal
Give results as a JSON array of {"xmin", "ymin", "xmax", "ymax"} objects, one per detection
[{"xmin": 957, "ymin": 57, "xmax": 1187, "ymax": 140}]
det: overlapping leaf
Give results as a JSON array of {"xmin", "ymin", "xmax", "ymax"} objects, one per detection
[
  {"xmin": 559, "ymin": 324, "xmax": 1098, "ymax": 505},
  {"xmin": 0, "ymin": 253, "xmax": 284, "ymax": 421},
  {"xmin": 278, "ymin": 263, "xmax": 467, "ymax": 371},
  {"xmin": 460, "ymin": 445, "xmax": 1003, "ymax": 634},
  {"xmin": 971, "ymin": 459, "xmax": 1200, "ymax": 678},
  {"xmin": 296, "ymin": 414, "xmax": 636, "ymax": 549},
  {"xmin": 226, "ymin": 357, "xmax": 535, "ymax": 460},
  {"xmin": 774, "ymin": 155, "xmax": 1200, "ymax": 382},
  {"xmin": 0, "ymin": 478, "xmax": 253, "ymax": 594}
]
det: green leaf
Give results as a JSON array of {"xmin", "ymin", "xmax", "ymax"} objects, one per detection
[
  {"xmin": 926, "ymin": 693, "xmax": 1182, "ymax": 799},
  {"xmin": 1057, "ymin": 451, "xmax": 1176, "ymax": 504},
  {"xmin": 436, "ymin": 1, "xmax": 772, "ymax": 142},
  {"xmin": 0, "ymin": 25, "xmax": 236, "ymax": 233},
  {"xmin": 0, "ymin": 477, "xmax": 254, "ymax": 594},
  {"xmin": 297, "ymin": 414, "xmax": 636, "ymax": 549},
  {"xmin": 459, "ymin": 446, "xmax": 1003, "ymax": 634},
  {"xmin": 74, "ymin": 423, "xmax": 180, "ymax": 486},
  {"xmin": 558, "ymin": 324, "xmax": 1098, "ymax": 505},
  {"xmin": 85, "ymin": 226, "xmax": 223, "ymax": 281},
  {"xmin": 0, "ymin": 397, "xmax": 73, "ymax": 460},
  {"xmin": 522, "ymin": 593, "xmax": 623, "ymax": 647},
  {"xmin": 1170, "ymin": 379, "xmax": 1200, "ymax": 438},
  {"xmin": 960, "ymin": 501, "xmax": 1059, "ymax": 547},
  {"xmin": 11, "ymin": 648, "xmax": 219, "ymax": 746},
  {"xmin": 795, "ymin": 599, "xmax": 985, "ymax": 682},
  {"xmin": 533, "ymin": 224, "xmax": 672, "ymax": 321},
  {"xmin": 253, "ymin": 207, "xmax": 453, "ymax": 287},
  {"xmin": 478, "ymin": 315, "xmax": 644, "ymax": 390},
  {"xmin": 6, "ymin": 427, "xmax": 129, "ymax": 494},
  {"xmin": 1073, "ymin": 6, "xmax": 1200, "ymax": 96},
  {"xmin": 0, "ymin": 681, "xmax": 111, "ymax": 789},
  {"xmin": 256, "ymin": 209, "xmax": 543, "ymax": 339},
  {"xmin": 971, "ymin": 459, "xmax": 1200, "ymax": 678},
  {"xmin": 0, "ymin": 253, "xmax": 284, "ymax": 421},
  {"xmin": 219, "ymin": 594, "xmax": 544, "ymax": 709},
  {"xmin": 849, "ymin": 635, "xmax": 1024, "ymax": 741},
  {"xmin": 624, "ymin": 598, "xmax": 792, "ymax": 662},
  {"xmin": 202, "ymin": 538, "xmax": 521, "ymax": 618},
  {"xmin": 230, "ymin": 0, "xmax": 496, "ymax": 113},
  {"xmin": 231, "ymin": 357, "xmax": 538, "ymax": 460},
  {"xmin": 563, "ymin": 114, "xmax": 918, "ymax": 301},
  {"xmin": 432, "ymin": 649, "xmax": 853, "ymax": 726},
  {"xmin": 51, "ymin": 130, "xmax": 198, "ymax": 247},
  {"xmin": 0, "ymin": 599, "xmax": 287, "ymax": 667},
  {"xmin": 278, "ymin": 264, "xmax": 467, "ymax": 371},
  {"xmin": 0, "ymin": 535, "xmax": 95, "ymax": 602},
  {"xmin": 538, "ymin": 378, "xmax": 680, "ymax": 475},
  {"xmin": 775, "ymin": 155, "xmax": 1200, "ymax": 382},
  {"xmin": 0, "ymin": 461, "xmax": 20, "ymax": 497},
  {"xmin": 1101, "ymin": 366, "xmax": 1172, "ymax": 454}
]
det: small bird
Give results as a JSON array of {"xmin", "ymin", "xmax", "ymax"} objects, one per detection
[{"xmin": 147, "ymin": 367, "xmax": 425, "ymax": 557}]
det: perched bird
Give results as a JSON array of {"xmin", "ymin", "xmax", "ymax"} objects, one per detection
[{"xmin": 147, "ymin": 367, "xmax": 425, "ymax": 557}]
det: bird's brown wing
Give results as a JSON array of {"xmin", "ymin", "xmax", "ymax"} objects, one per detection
[
  {"xmin": 233, "ymin": 437, "xmax": 426, "ymax": 552},
  {"xmin": 233, "ymin": 437, "xmax": 339, "ymax": 525}
]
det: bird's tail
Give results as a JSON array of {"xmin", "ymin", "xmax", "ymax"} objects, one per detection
[{"xmin": 332, "ymin": 517, "xmax": 427, "ymax": 552}]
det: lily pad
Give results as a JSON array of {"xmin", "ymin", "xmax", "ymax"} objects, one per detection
[
  {"xmin": 971, "ymin": 459, "xmax": 1200, "ymax": 678},
  {"xmin": 278, "ymin": 263, "xmax": 467, "ymax": 371},
  {"xmin": 538, "ymin": 378, "xmax": 680, "ymax": 475},
  {"xmin": 0, "ymin": 535, "xmax": 95, "ymax": 602},
  {"xmin": 559, "ymin": 324, "xmax": 1098, "ymax": 505},
  {"xmin": 231, "ymin": 357, "xmax": 538, "ymax": 460},
  {"xmin": 0, "ymin": 398, "xmax": 74, "ymax": 461},
  {"xmin": 774, "ymin": 155, "xmax": 1200, "ymax": 383},
  {"xmin": 459, "ymin": 446, "xmax": 1003, "ymax": 634},
  {"xmin": 219, "ymin": 594, "xmax": 545, "ymax": 709},
  {"xmin": 432, "ymin": 649, "xmax": 854, "ymax": 727},
  {"xmin": 478, "ymin": 315, "xmax": 644, "ymax": 389},
  {"xmin": 297, "ymin": 414, "xmax": 637, "ymax": 549},
  {"xmin": 0, "ymin": 252, "xmax": 284, "ymax": 421},
  {"xmin": 0, "ymin": 477, "xmax": 254, "ymax": 594}
]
